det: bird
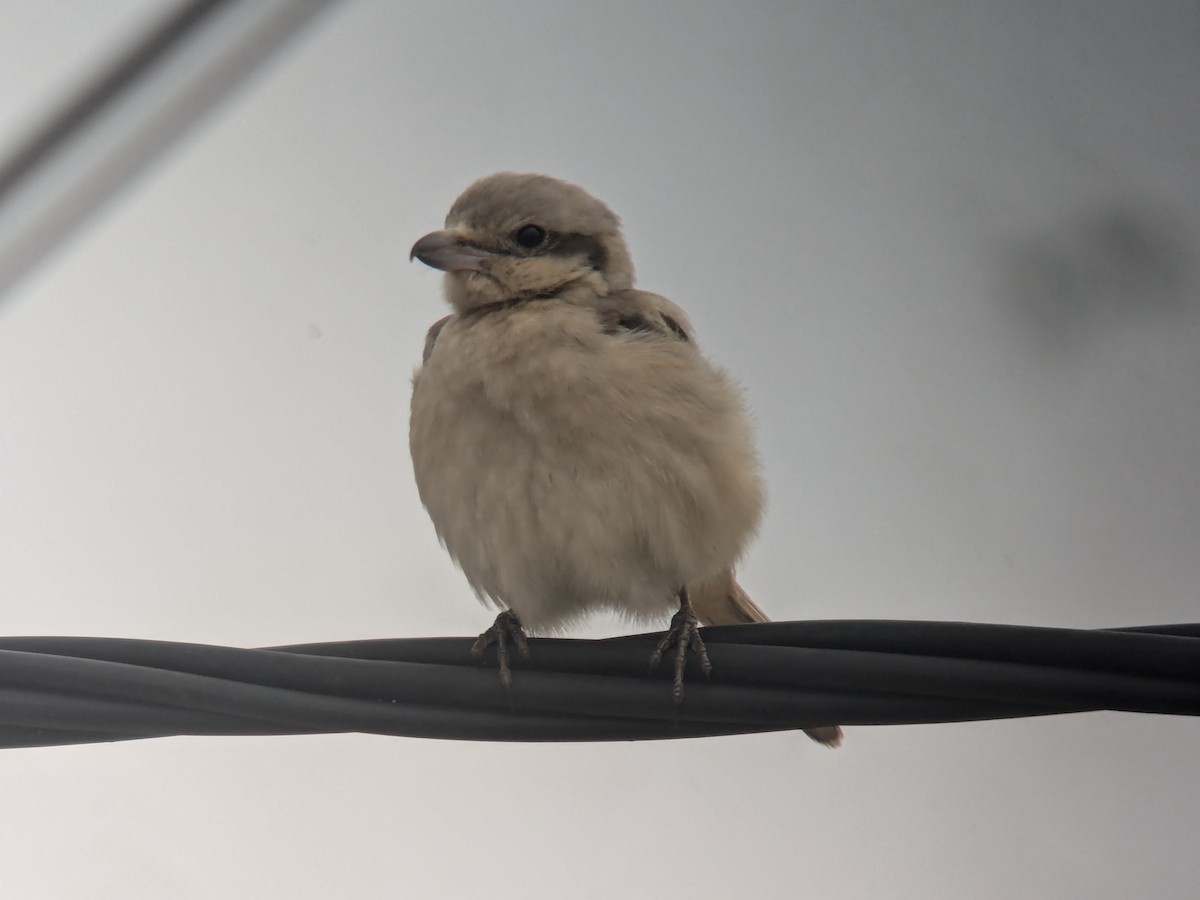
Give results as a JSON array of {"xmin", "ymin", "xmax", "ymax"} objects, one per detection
[{"xmin": 408, "ymin": 172, "xmax": 842, "ymax": 747}]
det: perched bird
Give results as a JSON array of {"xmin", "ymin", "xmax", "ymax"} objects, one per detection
[{"xmin": 408, "ymin": 172, "xmax": 841, "ymax": 747}]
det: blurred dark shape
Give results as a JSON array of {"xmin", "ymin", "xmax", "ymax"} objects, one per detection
[
  {"xmin": 0, "ymin": 0, "xmax": 339, "ymax": 304},
  {"xmin": 1004, "ymin": 202, "xmax": 1191, "ymax": 350}
]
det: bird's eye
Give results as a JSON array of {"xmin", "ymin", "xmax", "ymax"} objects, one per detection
[{"xmin": 514, "ymin": 225, "xmax": 547, "ymax": 248}]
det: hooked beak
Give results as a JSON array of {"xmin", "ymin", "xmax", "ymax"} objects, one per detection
[{"xmin": 409, "ymin": 230, "xmax": 494, "ymax": 272}]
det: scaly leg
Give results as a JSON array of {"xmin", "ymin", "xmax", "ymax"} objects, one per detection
[
  {"xmin": 472, "ymin": 609, "xmax": 531, "ymax": 689},
  {"xmin": 648, "ymin": 587, "xmax": 712, "ymax": 704}
]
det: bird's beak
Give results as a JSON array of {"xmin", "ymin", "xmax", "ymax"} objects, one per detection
[{"xmin": 409, "ymin": 230, "xmax": 494, "ymax": 272}]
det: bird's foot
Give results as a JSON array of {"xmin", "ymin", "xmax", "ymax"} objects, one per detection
[
  {"xmin": 472, "ymin": 609, "xmax": 530, "ymax": 689},
  {"xmin": 648, "ymin": 591, "xmax": 712, "ymax": 705}
]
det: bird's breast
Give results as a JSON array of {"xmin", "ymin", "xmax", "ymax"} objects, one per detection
[{"xmin": 408, "ymin": 303, "xmax": 764, "ymax": 627}]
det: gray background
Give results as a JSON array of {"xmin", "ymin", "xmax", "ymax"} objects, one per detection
[{"xmin": 1, "ymin": 1, "xmax": 1198, "ymax": 897}]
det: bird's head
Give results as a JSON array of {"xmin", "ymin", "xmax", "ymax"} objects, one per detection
[{"xmin": 410, "ymin": 173, "xmax": 635, "ymax": 312}]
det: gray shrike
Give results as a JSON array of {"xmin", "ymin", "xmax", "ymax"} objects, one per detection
[{"xmin": 409, "ymin": 172, "xmax": 841, "ymax": 747}]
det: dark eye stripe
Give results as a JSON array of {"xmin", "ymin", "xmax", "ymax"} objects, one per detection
[{"xmin": 550, "ymin": 233, "xmax": 608, "ymax": 271}]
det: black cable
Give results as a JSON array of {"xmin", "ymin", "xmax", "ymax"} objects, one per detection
[{"xmin": 0, "ymin": 620, "xmax": 1195, "ymax": 749}]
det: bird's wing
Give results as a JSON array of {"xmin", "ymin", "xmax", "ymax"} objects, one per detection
[
  {"xmin": 422, "ymin": 314, "xmax": 453, "ymax": 363},
  {"xmin": 595, "ymin": 290, "xmax": 693, "ymax": 344}
]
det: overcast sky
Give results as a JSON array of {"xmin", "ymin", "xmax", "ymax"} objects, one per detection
[{"xmin": 1, "ymin": 2, "xmax": 1198, "ymax": 897}]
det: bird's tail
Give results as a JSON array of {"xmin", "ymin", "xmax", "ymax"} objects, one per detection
[{"xmin": 689, "ymin": 568, "xmax": 843, "ymax": 748}]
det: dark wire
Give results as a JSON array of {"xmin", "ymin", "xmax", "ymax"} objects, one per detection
[
  {"xmin": 0, "ymin": 620, "xmax": 1196, "ymax": 748},
  {"xmin": 0, "ymin": 0, "xmax": 339, "ymax": 300},
  {"xmin": 0, "ymin": 0, "xmax": 232, "ymax": 201}
]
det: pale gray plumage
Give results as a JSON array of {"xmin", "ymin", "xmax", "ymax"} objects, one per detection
[{"xmin": 409, "ymin": 172, "xmax": 841, "ymax": 747}]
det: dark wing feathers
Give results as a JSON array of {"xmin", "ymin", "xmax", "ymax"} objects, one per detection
[
  {"xmin": 596, "ymin": 295, "xmax": 690, "ymax": 343},
  {"xmin": 422, "ymin": 295, "xmax": 688, "ymax": 365}
]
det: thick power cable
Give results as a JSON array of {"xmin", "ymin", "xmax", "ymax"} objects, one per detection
[{"xmin": 0, "ymin": 620, "xmax": 1195, "ymax": 748}]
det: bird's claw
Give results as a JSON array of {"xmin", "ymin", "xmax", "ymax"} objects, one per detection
[
  {"xmin": 472, "ymin": 609, "xmax": 530, "ymax": 689},
  {"xmin": 649, "ymin": 598, "xmax": 712, "ymax": 704}
]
